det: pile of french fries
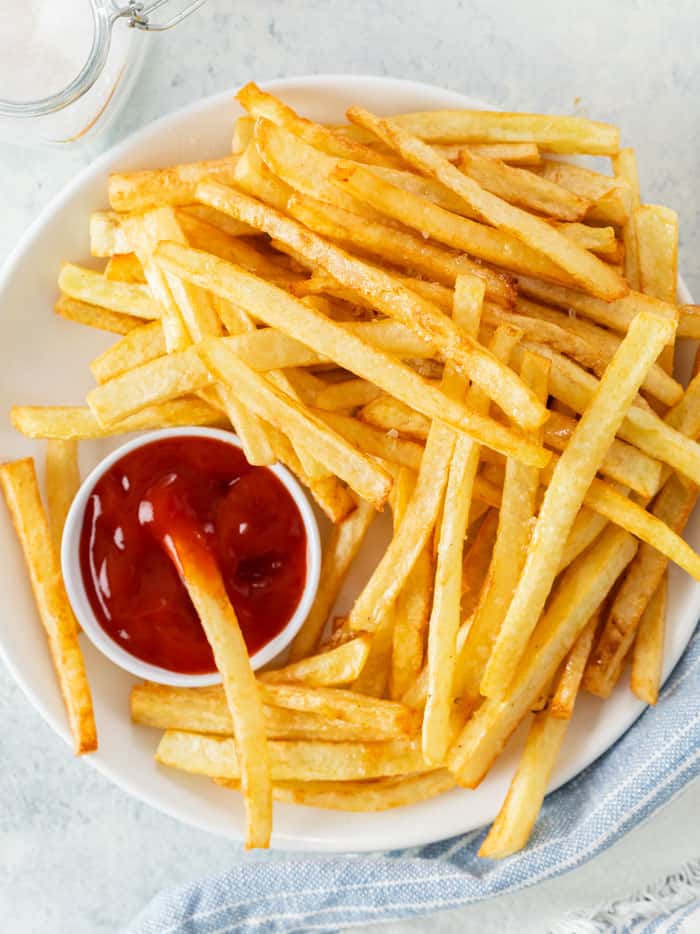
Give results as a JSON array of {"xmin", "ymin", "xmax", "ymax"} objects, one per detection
[{"xmin": 4, "ymin": 81, "xmax": 700, "ymax": 854}]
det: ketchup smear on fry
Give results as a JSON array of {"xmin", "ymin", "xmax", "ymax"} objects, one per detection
[{"xmin": 79, "ymin": 436, "xmax": 307, "ymax": 673}]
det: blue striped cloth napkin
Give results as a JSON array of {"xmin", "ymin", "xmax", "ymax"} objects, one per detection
[{"xmin": 126, "ymin": 626, "xmax": 700, "ymax": 934}]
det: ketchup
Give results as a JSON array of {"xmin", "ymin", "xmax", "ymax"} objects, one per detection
[{"xmin": 79, "ymin": 436, "xmax": 307, "ymax": 674}]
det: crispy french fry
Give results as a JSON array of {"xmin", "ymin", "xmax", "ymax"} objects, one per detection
[
  {"xmin": 630, "ymin": 574, "xmax": 668, "ymax": 705},
  {"xmin": 154, "ymin": 240, "xmax": 550, "ymax": 464},
  {"xmin": 372, "ymin": 109, "xmax": 619, "ymax": 154},
  {"xmin": 89, "ymin": 210, "xmax": 130, "ymax": 256},
  {"xmin": 636, "ymin": 205, "xmax": 678, "ymax": 304},
  {"xmin": 314, "ymin": 379, "xmax": 382, "ymax": 412},
  {"xmin": 131, "ymin": 682, "xmax": 406, "ymax": 742},
  {"xmin": 457, "ymin": 149, "xmax": 589, "ymax": 220},
  {"xmin": 260, "ymin": 637, "xmax": 371, "ymax": 686},
  {"xmin": 554, "ymin": 222, "xmax": 617, "ymax": 257},
  {"xmin": 449, "ymin": 526, "xmax": 637, "ymax": 787},
  {"xmin": 315, "ymin": 409, "xmax": 424, "ymax": 472},
  {"xmin": 199, "ymin": 342, "xmax": 392, "ymax": 507},
  {"xmin": 157, "ymin": 730, "xmax": 430, "ymax": 782},
  {"xmin": 612, "ymin": 148, "xmax": 641, "ymax": 290},
  {"xmin": 238, "ymin": 82, "xmax": 402, "ymax": 168},
  {"xmin": 11, "ymin": 398, "xmax": 225, "ymax": 440},
  {"xmin": 90, "ymin": 320, "xmax": 166, "ymax": 383},
  {"xmin": 424, "ymin": 302, "xmax": 519, "ymax": 764},
  {"xmin": 155, "ymin": 512, "xmax": 271, "ymax": 848},
  {"xmin": 58, "ymin": 264, "xmax": 160, "ymax": 320},
  {"xmin": 108, "ymin": 156, "xmax": 239, "ymax": 211},
  {"xmin": 269, "ymin": 770, "xmax": 455, "ymax": 810},
  {"xmin": 550, "ymin": 610, "xmax": 600, "ymax": 719},
  {"xmin": 193, "ymin": 184, "xmax": 547, "ymax": 430},
  {"xmin": 461, "ymin": 509, "xmax": 500, "ymax": 617},
  {"xmin": 481, "ymin": 310, "xmax": 675, "ymax": 696},
  {"xmin": 0, "ymin": 459, "xmax": 96, "ymax": 754},
  {"xmin": 478, "ymin": 707, "xmax": 569, "ymax": 858},
  {"xmin": 104, "ymin": 253, "xmax": 146, "ymax": 283},
  {"xmin": 233, "ymin": 141, "xmax": 294, "ymax": 210},
  {"xmin": 584, "ymin": 474, "xmax": 698, "ymax": 698},
  {"xmin": 45, "ymin": 440, "xmax": 80, "ymax": 561},
  {"xmin": 179, "ymin": 203, "xmax": 258, "ymax": 238},
  {"xmin": 453, "ymin": 352, "xmax": 549, "ymax": 708},
  {"xmin": 537, "ymin": 160, "xmax": 630, "ymax": 227},
  {"xmin": 55, "ymin": 294, "xmax": 143, "ymax": 335},
  {"xmin": 346, "ymin": 108, "xmax": 627, "ymax": 301}
]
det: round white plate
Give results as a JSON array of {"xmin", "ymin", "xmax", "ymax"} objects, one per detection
[{"xmin": 0, "ymin": 75, "xmax": 697, "ymax": 852}]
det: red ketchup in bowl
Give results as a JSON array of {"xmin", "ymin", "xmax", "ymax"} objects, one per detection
[{"xmin": 78, "ymin": 436, "xmax": 307, "ymax": 674}]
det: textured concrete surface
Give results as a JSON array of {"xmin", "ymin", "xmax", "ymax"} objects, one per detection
[{"xmin": 1, "ymin": 1, "xmax": 699, "ymax": 931}]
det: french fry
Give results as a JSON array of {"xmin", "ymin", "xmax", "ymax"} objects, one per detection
[
  {"xmin": 260, "ymin": 638, "xmax": 371, "ymax": 686},
  {"xmin": 558, "ymin": 508, "xmax": 608, "ymax": 571},
  {"xmin": 554, "ymin": 222, "xmax": 617, "ymax": 257},
  {"xmin": 630, "ymin": 575, "xmax": 668, "ymax": 705},
  {"xmin": 550, "ymin": 610, "xmax": 601, "ymax": 719},
  {"xmin": 449, "ymin": 526, "xmax": 638, "ymax": 787},
  {"xmin": 131, "ymin": 682, "xmax": 406, "ymax": 742},
  {"xmin": 284, "ymin": 187, "xmax": 515, "ymax": 306},
  {"xmin": 478, "ymin": 707, "xmax": 569, "ymax": 858},
  {"xmin": 636, "ymin": 204, "xmax": 678, "ymax": 376},
  {"xmin": 90, "ymin": 320, "xmax": 166, "ymax": 383},
  {"xmin": 179, "ymin": 203, "xmax": 258, "ymax": 238},
  {"xmin": 45, "ymin": 440, "xmax": 80, "ymax": 561},
  {"xmin": 457, "ymin": 148, "xmax": 589, "ymax": 220},
  {"xmin": 199, "ymin": 342, "xmax": 393, "ymax": 507},
  {"xmin": 192, "ymin": 183, "xmax": 547, "ymax": 431},
  {"xmin": 348, "ymin": 278, "xmax": 486, "ymax": 634},
  {"xmin": 237, "ymin": 82, "xmax": 402, "ymax": 168},
  {"xmin": 0, "ymin": 459, "xmax": 96, "ymax": 754},
  {"xmin": 108, "ymin": 156, "xmax": 239, "ymax": 211},
  {"xmin": 376, "ymin": 109, "xmax": 619, "ymax": 154},
  {"xmin": 453, "ymin": 352, "xmax": 549, "ymax": 709},
  {"xmin": 481, "ymin": 310, "xmax": 675, "ymax": 697},
  {"xmin": 233, "ymin": 141, "xmax": 294, "ymax": 211},
  {"xmin": 104, "ymin": 253, "xmax": 146, "ymax": 283},
  {"xmin": 314, "ymin": 379, "xmax": 383, "ymax": 411},
  {"xmin": 11, "ymin": 398, "xmax": 225, "ymax": 440},
  {"xmin": 55, "ymin": 294, "xmax": 143, "ymax": 335},
  {"xmin": 537, "ymin": 160, "xmax": 630, "ymax": 227},
  {"xmin": 154, "ymin": 240, "xmax": 550, "ymax": 464},
  {"xmin": 269, "ymin": 770, "xmax": 455, "ymax": 810},
  {"xmin": 584, "ymin": 474, "xmax": 698, "ymax": 698},
  {"xmin": 89, "ymin": 210, "xmax": 130, "ymax": 256},
  {"xmin": 315, "ymin": 409, "xmax": 424, "ymax": 472},
  {"xmin": 155, "ymin": 513, "xmax": 272, "ymax": 848},
  {"xmin": 346, "ymin": 108, "xmax": 627, "ymax": 301},
  {"xmin": 612, "ymin": 148, "xmax": 641, "ymax": 289},
  {"xmin": 288, "ymin": 497, "xmax": 374, "ymax": 659},
  {"xmin": 157, "ymin": 730, "xmax": 430, "ymax": 782},
  {"xmin": 423, "ymin": 302, "xmax": 520, "ymax": 764},
  {"xmin": 86, "ymin": 346, "xmax": 213, "ymax": 426},
  {"xmin": 58, "ymin": 264, "xmax": 160, "ymax": 320}
]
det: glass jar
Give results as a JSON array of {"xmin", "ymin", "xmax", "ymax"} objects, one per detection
[{"xmin": 0, "ymin": 0, "xmax": 206, "ymax": 148}]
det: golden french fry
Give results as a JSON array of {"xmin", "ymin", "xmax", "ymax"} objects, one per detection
[
  {"xmin": 157, "ymin": 730, "xmax": 430, "ymax": 782},
  {"xmin": 237, "ymin": 82, "xmax": 402, "ymax": 168},
  {"xmin": 90, "ymin": 320, "xmax": 166, "ymax": 383},
  {"xmin": 584, "ymin": 474, "xmax": 697, "ymax": 698},
  {"xmin": 108, "ymin": 156, "xmax": 239, "ymax": 211},
  {"xmin": 58, "ymin": 264, "xmax": 160, "ymax": 320},
  {"xmin": 367, "ymin": 109, "xmax": 620, "ymax": 154},
  {"xmin": 636, "ymin": 205, "xmax": 678, "ymax": 303},
  {"xmin": 45, "ymin": 440, "xmax": 80, "ymax": 561},
  {"xmin": 199, "ymin": 341, "xmax": 392, "ymax": 507},
  {"xmin": 554, "ymin": 222, "xmax": 617, "ymax": 257},
  {"xmin": 458, "ymin": 148, "xmax": 589, "ymax": 220},
  {"xmin": 346, "ymin": 108, "xmax": 627, "ymax": 301},
  {"xmin": 453, "ymin": 352, "xmax": 549, "ymax": 709},
  {"xmin": 315, "ymin": 409, "xmax": 424, "ymax": 472},
  {"xmin": 479, "ymin": 707, "xmax": 569, "ymax": 858},
  {"xmin": 104, "ymin": 253, "xmax": 146, "ymax": 283},
  {"xmin": 537, "ymin": 160, "xmax": 630, "ymax": 227},
  {"xmin": 179, "ymin": 203, "xmax": 258, "ymax": 237},
  {"xmin": 269, "ymin": 770, "xmax": 455, "ymax": 810},
  {"xmin": 550, "ymin": 610, "xmax": 600, "ymax": 719},
  {"xmin": 0, "ymin": 459, "xmax": 96, "ymax": 755},
  {"xmin": 131, "ymin": 682, "xmax": 406, "ymax": 742},
  {"xmin": 154, "ymin": 240, "xmax": 550, "ymax": 464},
  {"xmin": 260, "ymin": 637, "xmax": 371, "ymax": 687},
  {"xmin": 158, "ymin": 517, "xmax": 272, "ymax": 849},
  {"xmin": 630, "ymin": 574, "xmax": 668, "ymax": 705},
  {"xmin": 89, "ymin": 210, "xmax": 130, "ymax": 256},
  {"xmin": 612, "ymin": 148, "xmax": 641, "ymax": 289},
  {"xmin": 11, "ymin": 398, "xmax": 225, "ymax": 440},
  {"xmin": 193, "ymin": 184, "xmax": 547, "ymax": 430},
  {"xmin": 55, "ymin": 294, "xmax": 143, "ymax": 335},
  {"xmin": 449, "ymin": 526, "xmax": 638, "ymax": 787},
  {"xmin": 481, "ymin": 310, "xmax": 675, "ymax": 697},
  {"xmin": 314, "ymin": 379, "xmax": 382, "ymax": 412}
]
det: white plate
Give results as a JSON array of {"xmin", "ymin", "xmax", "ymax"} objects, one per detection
[{"xmin": 0, "ymin": 75, "xmax": 697, "ymax": 852}]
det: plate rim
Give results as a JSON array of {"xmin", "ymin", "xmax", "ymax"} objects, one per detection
[{"xmin": 0, "ymin": 73, "xmax": 696, "ymax": 852}]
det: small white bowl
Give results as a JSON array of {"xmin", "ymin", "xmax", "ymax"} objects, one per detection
[{"xmin": 61, "ymin": 427, "xmax": 322, "ymax": 687}]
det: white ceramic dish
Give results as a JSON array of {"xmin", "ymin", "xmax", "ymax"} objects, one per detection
[
  {"xmin": 0, "ymin": 75, "xmax": 697, "ymax": 852},
  {"xmin": 61, "ymin": 427, "xmax": 322, "ymax": 687}
]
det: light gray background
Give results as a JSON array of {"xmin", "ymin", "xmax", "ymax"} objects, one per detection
[{"xmin": 1, "ymin": 1, "xmax": 699, "ymax": 931}]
